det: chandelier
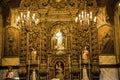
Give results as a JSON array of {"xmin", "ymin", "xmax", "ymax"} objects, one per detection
[
  {"xmin": 75, "ymin": 0, "xmax": 96, "ymax": 26},
  {"xmin": 16, "ymin": 10, "xmax": 39, "ymax": 30}
]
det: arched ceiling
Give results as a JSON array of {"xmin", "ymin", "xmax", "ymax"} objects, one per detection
[
  {"xmin": 0, "ymin": 0, "xmax": 119, "ymax": 25},
  {"xmin": 0, "ymin": 0, "xmax": 117, "ymax": 8}
]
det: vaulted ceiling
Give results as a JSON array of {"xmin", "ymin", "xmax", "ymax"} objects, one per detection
[
  {"xmin": 0, "ymin": 0, "xmax": 119, "ymax": 25},
  {"xmin": 0, "ymin": 0, "xmax": 118, "ymax": 7}
]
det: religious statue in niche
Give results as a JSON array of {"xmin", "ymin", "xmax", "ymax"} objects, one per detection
[
  {"xmin": 54, "ymin": 29, "xmax": 64, "ymax": 50},
  {"xmin": 4, "ymin": 27, "xmax": 19, "ymax": 57},
  {"xmin": 82, "ymin": 46, "xmax": 89, "ymax": 64},
  {"xmin": 31, "ymin": 48, "xmax": 37, "ymax": 62},
  {"xmin": 55, "ymin": 61, "xmax": 64, "ymax": 79}
]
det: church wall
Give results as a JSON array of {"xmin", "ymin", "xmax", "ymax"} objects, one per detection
[
  {"xmin": 1, "ymin": 8, "xmax": 20, "ymax": 66},
  {"xmin": 0, "ymin": 7, "xmax": 3, "ymax": 65},
  {"xmin": 114, "ymin": 2, "xmax": 120, "ymax": 79},
  {"xmin": 99, "ymin": 56, "xmax": 119, "ymax": 80},
  {"xmin": 97, "ymin": 5, "xmax": 119, "ymax": 80},
  {"xmin": 100, "ymin": 68, "xmax": 118, "ymax": 80},
  {"xmin": 99, "ymin": 56, "xmax": 116, "ymax": 65},
  {"xmin": 118, "ymin": 3, "xmax": 120, "ymax": 77},
  {"xmin": 114, "ymin": 4, "xmax": 120, "ymax": 66}
]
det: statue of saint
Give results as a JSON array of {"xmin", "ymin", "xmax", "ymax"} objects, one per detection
[
  {"xmin": 55, "ymin": 62, "xmax": 64, "ymax": 79},
  {"xmin": 82, "ymin": 46, "xmax": 89, "ymax": 64},
  {"xmin": 55, "ymin": 30, "xmax": 64, "ymax": 50},
  {"xmin": 31, "ymin": 48, "xmax": 37, "ymax": 62}
]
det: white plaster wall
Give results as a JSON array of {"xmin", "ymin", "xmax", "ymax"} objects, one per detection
[
  {"xmin": 99, "ymin": 56, "xmax": 119, "ymax": 80},
  {"xmin": 96, "ymin": 7, "xmax": 110, "ymax": 28},
  {"xmin": 100, "ymin": 68, "xmax": 119, "ymax": 80}
]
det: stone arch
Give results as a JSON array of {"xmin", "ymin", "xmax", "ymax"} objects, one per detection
[{"xmin": 50, "ymin": 57, "xmax": 67, "ymax": 67}]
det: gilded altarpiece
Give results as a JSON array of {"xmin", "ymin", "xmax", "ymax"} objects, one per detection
[{"xmin": 1, "ymin": 0, "xmax": 100, "ymax": 80}]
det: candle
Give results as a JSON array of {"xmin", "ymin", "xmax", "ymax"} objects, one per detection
[
  {"xmin": 16, "ymin": 16, "xmax": 20, "ymax": 23},
  {"xmin": 85, "ymin": 11, "xmax": 86, "ymax": 19},
  {"xmin": 79, "ymin": 14, "xmax": 81, "ymax": 19},
  {"xmin": 94, "ymin": 16, "xmax": 96, "ymax": 22},
  {"xmin": 90, "ymin": 11, "xmax": 92, "ymax": 20},
  {"xmin": 21, "ymin": 12, "xmax": 23, "ymax": 18},
  {"xmin": 82, "ymin": 11, "xmax": 84, "ymax": 19},
  {"xmin": 80, "ymin": 20, "xmax": 82, "ymax": 23},
  {"xmin": 27, "ymin": 11, "xmax": 30, "ymax": 18},
  {"xmin": 35, "ymin": 18, "xmax": 39, "ymax": 25},
  {"xmin": 24, "ymin": 15, "xmax": 26, "ymax": 19},
  {"xmin": 32, "ymin": 14, "xmax": 35, "ymax": 21},
  {"xmin": 75, "ymin": 17, "xmax": 78, "ymax": 23},
  {"xmin": 87, "ymin": 14, "xmax": 89, "ymax": 24}
]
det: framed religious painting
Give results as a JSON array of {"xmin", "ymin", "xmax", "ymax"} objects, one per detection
[
  {"xmin": 98, "ymin": 24, "xmax": 114, "ymax": 55},
  {"xmin": 3, "ymin": 26, "xmax": 20, "ymax": 57}
]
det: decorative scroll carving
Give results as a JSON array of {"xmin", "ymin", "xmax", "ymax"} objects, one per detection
[
  {"xmin": 19, "ymin": 28, "xmax": 27, "ymax": 64},
  {"xmin": 19, "ymin": 0, "xmax": 40, "ymax": 10},
  {"xmin": 19, "ymin": 0, "xmax": 79, "ymax": 11},
  {"xmin": 28, "ymin": 26, "xmax": 41, "ymax": 52},
  {"xmin": 38, "ymin": 0, "xmax": 50, "ymax": 8},
  {"xmin": 50, "ymin": 0, "xmax": 66, "ymax": 9},
  {"xmin": 90, "ymin": 24, "xmax": 100, "ymax": 79},
  {"xmin": 18, "ymin": 67, "xmax": 27, "ymax": 75}
]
